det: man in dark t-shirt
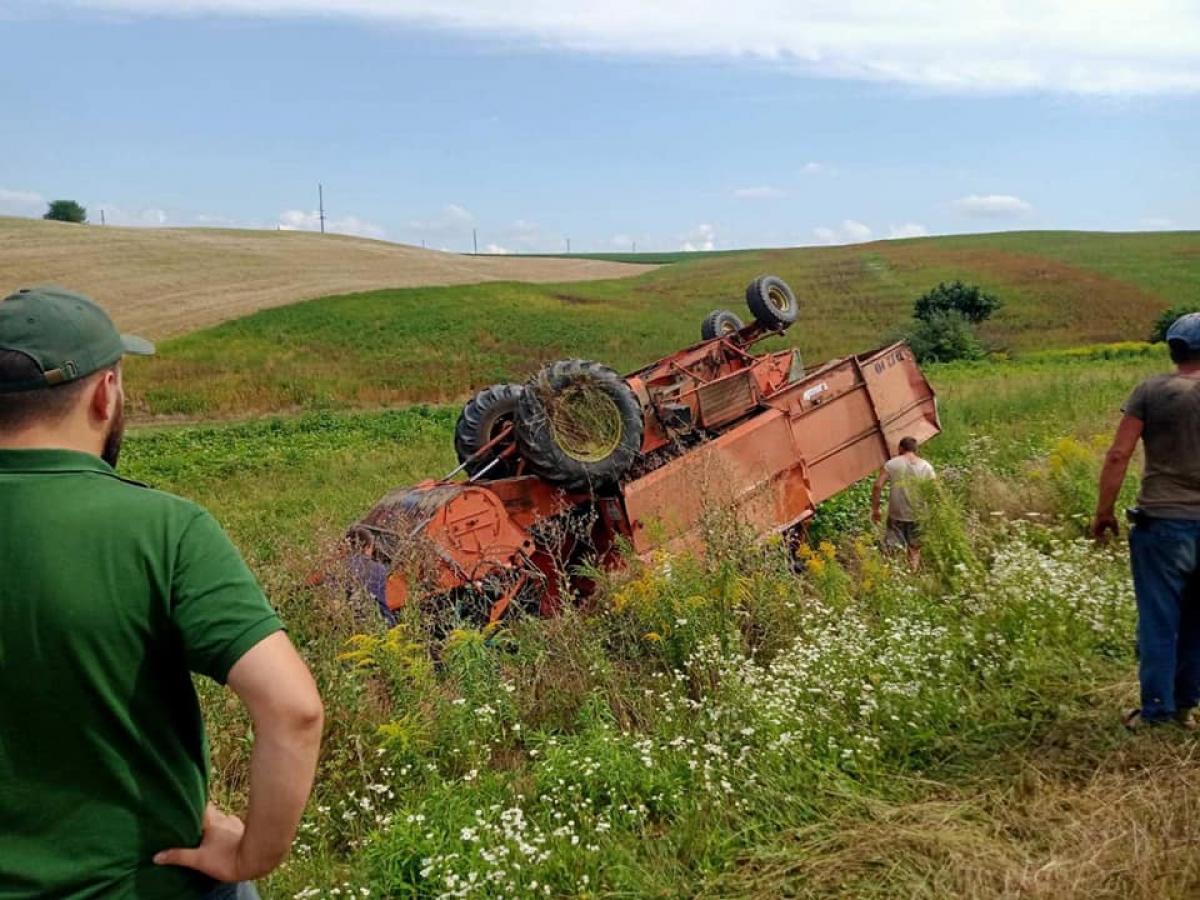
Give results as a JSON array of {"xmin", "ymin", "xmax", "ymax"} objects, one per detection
[
  {"xmin": 0, "ymin": 288, "xmax": 324, "ymax": 897},
  {"xmin": 1093, "ymin": 312, "xmax": 1200, "ymax": 730}
]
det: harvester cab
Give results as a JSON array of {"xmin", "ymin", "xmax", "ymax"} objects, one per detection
[{"xmin": 339, "ymin": 274, "xmax": 940, "ymax": 626}]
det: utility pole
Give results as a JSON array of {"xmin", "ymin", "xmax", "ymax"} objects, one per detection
[
  {"xmin": 100, "ymin": 209, "xmax": 106, "ymax": 226},
  {"xmin": 632, "ymin": 241, "xmax": 636, "ymax": 254},
  {"xmin": 318, "ymin": 183, "xmax": 326, "ymax": 234},
  {"xmin": 566, "ymin": 237, "xmax": 571, "ymax": 254},
  {"xmin": 473, "ymin": 228, "xmax": 478, "ymax": 255}
]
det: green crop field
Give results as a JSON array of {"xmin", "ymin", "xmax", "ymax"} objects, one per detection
[
  {"xmin": 84, "ymin": 229, "xmax": 1200, "ymax": 897},
  {"xmin": 115, "ymin": 312, "xmax": 1200, "ymax": 897},
  {"xmin": 124, "ymin": 230, "xmax": 1200, "ymax": 420}
]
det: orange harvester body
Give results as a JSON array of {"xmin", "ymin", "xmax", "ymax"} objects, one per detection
[{"xmin": 350, "ymin": 323, "xmax": 939, "ymax": 623}]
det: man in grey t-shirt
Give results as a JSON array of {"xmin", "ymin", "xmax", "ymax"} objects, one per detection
[
  {"xmin": 872, "ymin": 436, "xmax": 936, "ymax": 570},
  {"xmin": 1093, "ymin": 312, "xmax": 1200, "ymax": 730}
]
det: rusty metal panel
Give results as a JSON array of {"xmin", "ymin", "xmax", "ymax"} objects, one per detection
[
  {"xmin": 858, "ymin": 344, "xmax": 940, "ymax": 453},
  {"xmin": 767, "ymin": 343, "xmax": 939, "ymax": 505},
  {"xmin": 696, "ymin": 368, "xmax": 757, "ymax": 428},
  {"xmin": 787, "ymin": 386, "xmax": 887, "ymax": 504},
  {"xmin": 623, "ymin": 410, "xmax": 813, "ymax": 555}
]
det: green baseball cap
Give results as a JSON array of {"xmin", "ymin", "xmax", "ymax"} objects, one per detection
[{"xmin": 0, "ymin": 287, "xmax": 155, "ymax": 393}]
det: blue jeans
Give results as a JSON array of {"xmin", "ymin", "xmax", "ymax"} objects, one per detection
[
  {"xmin": 1130, "ymin": 516, "xmax": 1200, "ymax": 721},
  {"xmin": 202, "ymin": 883, "xmax": 260, "ymax": 900}
]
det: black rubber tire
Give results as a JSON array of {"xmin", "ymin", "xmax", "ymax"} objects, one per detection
[
  {"xmin": 454, "ymin": 383, "xmax": 525, "ymax": 478},
  {"xmin": 745, "ymin": 275, "xmax": 799, "ymax": 330},
  {"xmin": 701, "ymin": 309, "xmax": 745, "ymax": 340},
  {"xmin": 515, "ymin": 359, "xmax": 644, "ymax": 490}
]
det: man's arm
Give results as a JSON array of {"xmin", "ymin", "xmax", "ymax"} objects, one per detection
[
  {"xmin": 870, "ymin": 468, "xmax": 889, "ymax": 525},
  {"xmin": 1091, "ymin": 414, "xmax": 1143, "ymax": 542},
  {"xmin": 155, "ymin": 632, "xmax": 323, "ymax": 881}
]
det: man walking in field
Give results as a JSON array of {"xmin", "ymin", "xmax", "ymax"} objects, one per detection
[
  {"xmin": 871, "ymin": 436, "xmax": 936, "ymax": 570},
  {"xmin": 1093, "ymin": 312, "xmax": 1200, "ymax": 731},
  {"xmin": 0, "ymin": 287, "xmax": 324, "ymax": 898}
]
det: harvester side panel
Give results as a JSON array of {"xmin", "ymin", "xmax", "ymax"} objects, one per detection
[
  {"xmin": 781, "ymin": 344, "xmax": 939, "ymax": 505},
  {"xmin": 622, "ymin": 410, "xmax": 813, "ymax": 556},
  {"xmin": 858, "ymin": 344, "xmax": 940, "ymax": 452}
]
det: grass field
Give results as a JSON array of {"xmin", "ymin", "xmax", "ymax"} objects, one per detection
[
  {"xmin": 25, "ymin": 229, "xmax": 1195, "ymax": 897},
  {"xmin": 116, "ymin": 341, "xmax": 1198, "ymax": 898},
  {"xmin": 0, "ymin": 216, "xmax": 650, "ymax": 338},
  {"xmin": 123, "ymin": 229, "xmax": 1200, "ymax": 419}
]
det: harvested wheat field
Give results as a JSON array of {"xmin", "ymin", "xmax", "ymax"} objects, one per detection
[{"xmin": 0, "ymin": 216, "xmax": 652, "ymax": 338}]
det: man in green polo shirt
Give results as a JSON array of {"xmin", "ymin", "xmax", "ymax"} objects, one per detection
[{"xmin": 0, "ymin": 288, "xmax": 324, "ymax": 898}]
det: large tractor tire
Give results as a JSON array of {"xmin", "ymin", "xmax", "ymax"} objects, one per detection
[
  {"xmin": 701, "ymin": 309, "xmax": 744, "ymax": 340},
  {"xmin": 515, "ymin": 359, "xmax": 643, "ymax": 491},
  {"xmin": 745, "ymin": 275, "xmax": 799, "ymax": 330},
  {"xmin": 454, "ymin": 383, "xmax": 525, "ymax": 478}
]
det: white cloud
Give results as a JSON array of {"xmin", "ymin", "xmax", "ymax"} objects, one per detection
[
  {"xmin": 812, "ymin": 219, "xmax": 873, "ymax": 245},
  {"xmin": 405, "ymin": 201, "xmax": 475, "ymax": 236},
  {"xmin": 406, "ymin": 203, "xmax": 474, "ymax": 236},
  {"xmin": 887, "ymin": 222, "xmax": 929, "ymax": 239},
  {"xmin": 681, "ymin": 223, "xmax": 716, "ymax": 252},
  {"xmin": 0, "ymin": 187, "xmax": 46, "ymax": 217},
  {"xmin": 497, "ymin": 218, "xmax": 548, "ymax": 251},
  {"xmin": 98, "ymin": 204, "xmax": 170, "ymax": 226},
  {"xmin": 800, "ymin": 162, "xmax": 826, "ymax": 175},
  {"xmin": 842, "ymin": 219, "xmax": 872, "ymax": 242},
  {"xmin": 54, "ymin": 0, "xmax": 1200, "ymax": 95},
  {"xmin": 954, "ymin": 193, "xmax": 1033, "ymax": 218},
  {"xmin": 732, "ymin": 185, "xmax": 785, "ymax": 200},
  {"xmin": 277, "ymin": 208, "xmax": 387, "ymax": 239},
  {"xmin": 1139, "ymin": 216, "xmax": 1175, "ymax": 229},
  {"xmin": 483, "ymin": 242, "xmax": 509, "ymax": 254}
]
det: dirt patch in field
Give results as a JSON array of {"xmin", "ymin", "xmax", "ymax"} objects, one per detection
[{"xmin": 0, "ymin": 217, "xmax": 653, "ymax": 338}]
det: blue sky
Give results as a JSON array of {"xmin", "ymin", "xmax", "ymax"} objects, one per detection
[{"xmin": 1, "ymin": 1, "xmax": 1197, "ymax": 252}]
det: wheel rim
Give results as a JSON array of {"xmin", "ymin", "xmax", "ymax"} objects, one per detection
[
  {"xmin": 546, "ymin": 385, "xmax": 624, "ymax": 463},
  {"xmin": 720, "ymin": 319, "xmax": 737, "ymax": 335},
  {"xmin": 767, "ymin": 284, "xmax": 791, "ymax": 314}
]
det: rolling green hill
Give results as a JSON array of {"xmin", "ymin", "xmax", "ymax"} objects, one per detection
[{"xmin": 125, "ymin": 230, "xmax": 1200, "ymax": 418}]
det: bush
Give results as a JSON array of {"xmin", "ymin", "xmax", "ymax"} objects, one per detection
[
  {"xmin": 43, "ymin": 199, "xmax": 87, "ymax": 223},
  {"xmin": 905, "ymin": 311, "xmax": 985, "ymax": 364},
  {"xmin": 1149, "ymin": 304, "xmax": 1200, "ymax": 343},
  {"xmin": 913, "ymin": 280, "xmax": 1001, "ymax": 325}
]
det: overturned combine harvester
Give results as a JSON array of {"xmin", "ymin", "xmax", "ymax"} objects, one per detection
[{"xmin": 345, "ymin": 275, "xmax": 940, "ymax": 624}]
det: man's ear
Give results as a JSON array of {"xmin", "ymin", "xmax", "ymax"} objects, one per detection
[{"xmin": 87, "ymin": 369, "xmax": 121, "ymax": 424}]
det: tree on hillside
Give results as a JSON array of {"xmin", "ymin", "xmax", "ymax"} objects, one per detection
[
  {"xmin": 1149, "ymin": 304, "xmax": 1200, "ymax": 343},
  {"xmin": 904, "ymin": 311, "xmax": 985, "ymax": 364},
  {"xmin": 914, "ymin": 280, "xmax": 1000, "ymax": 325},
  {"xmin": 43, "ymin": 200, "xmax": 87, "ymax": 223},
  {"xmin": 903, "ymin": 280, "xmax": 999, "ymax": 364}
]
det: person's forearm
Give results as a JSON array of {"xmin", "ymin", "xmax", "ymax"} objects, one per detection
[
  {"xmin": 237, "ymin": 709, "xmax": 323, "ymax": 877},
  {"xmin": 871, "ymin": 484, "xmax": 883, "ymax": 515},
  {"xmin": 1095, "ymin": 453, "xmax": 1132, "ymax": 516}
]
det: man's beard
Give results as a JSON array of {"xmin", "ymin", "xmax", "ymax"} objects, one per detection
[{"xmin": 102, "ymin": 394, "xmax": 126, "ymax": 468}]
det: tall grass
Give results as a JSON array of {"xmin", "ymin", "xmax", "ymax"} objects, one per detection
[
  {"xmin": 115, "ymin": 351, "xmax": 1186, "ymax": 898},
  {"xmin": 269, "ymin": 460, "xmax": 1137, "ymax": 898}
]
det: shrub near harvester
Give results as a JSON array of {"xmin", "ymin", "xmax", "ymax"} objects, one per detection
[{"xmin": 345, "ymin": 275, "xmax": 940, "ymax": 624}]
